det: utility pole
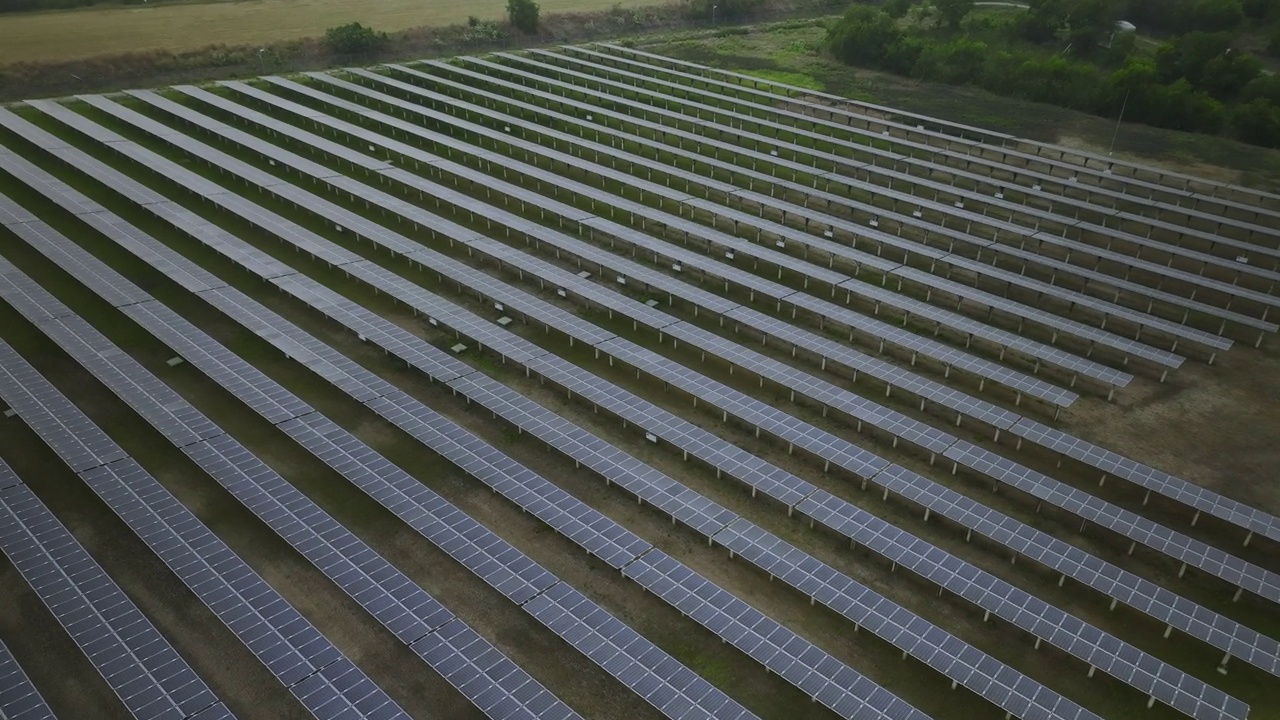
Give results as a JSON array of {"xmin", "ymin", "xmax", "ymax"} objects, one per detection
[
  {"xmin": 712, "ymin": 4, "xmax": 718, "ymax": 24},
  {"xmin": 1108, "ymin": 87, "xmax": 1130, "ymax": 157}
]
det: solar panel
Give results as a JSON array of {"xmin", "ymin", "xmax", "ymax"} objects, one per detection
[
  {"xmin": 0, "ymin": 599, "xmax": 58, "ymax": 720},
  {"xmin": 77, "ymin": 79, "xmax": 1280, "ymax": 597},
  {"xmin": 498, "ymin": 49, "xmax": 1280, "ymax": 270},
  {"xmin": 0, "ymin": 211, "xmax": 149, "ymax": 310},
  {"xmin": 294, "ymin": 69, "xmax": 1152, "ymax": 381},
  {"xmin": 27, "ymin": 83, "xmax": 1269, "ymax": 717},
  {"xmin": 0, "ymin": 170, "xmax": 587, "ymax": 720},
  {"xmin": 555, "ymin": 45, "xmax": 1280, "ymax": 247},
  {"xmin": 322, "ymin": 69, "xmax": 1077, "ymax": 409},
  {"xmin": 945, "ymin": 441, "xmax": 1280, "ymax": 603},
  {"xmin": 523, "ymin": 582, "xmax": 757, "ymax": 720},
  {"xmin": 0, "ymin": 336, "xmax": 407, "ymax": 720},
  {"xmin": 411, "ymin": 619, "xmax": 580, "ymax": 720},
  {"xmin": 0, "ymin": 188, "xmax": 37, "ymax": 227},
  {"xmin": 625, "ymin": 549, "xmax": 931, "ymax": 720},
  {"xmin": 2, "ymin": 116, "xmax": 747, "ymax": 712},
  {"xmin": 0, "ymin": 479, "xmax": 227, "ymax": 720},
  {"xmin": 405, "ymin": 59, "xmax": 1247, "ymax": 354}
]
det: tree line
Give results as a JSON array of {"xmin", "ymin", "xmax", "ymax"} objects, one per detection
[{"xmin": 824, "ymin": 0, "xmax": 1280, "ymax": 147}]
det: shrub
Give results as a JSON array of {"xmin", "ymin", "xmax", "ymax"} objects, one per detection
[
  {"xmin": 824, "ymin": 6, "xmax": 904, "ymax": 65},
  {"xmin": 884, "ymin": 0, "xmax": 913, "ymax": 19},
  {"xmin": 507, "ymin": 0, "xmax": 540, "ymax": 34},
  {"xmin": 934, "ymin": 0, "xmax": 974, "ymax": 29},
  {"xmin": 324, "ymin": 22, "xmax": 386, "ymax": 55},
  {"xmin": 1232, "ymin": 98, "xmax": 1280, "ymax": 145}
]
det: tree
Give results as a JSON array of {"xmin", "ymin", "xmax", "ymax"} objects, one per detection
[
  {"xmin": 507, "ymin": 0, "xmax": 540, "ymax": 34},
  {"xmin": 1066, "ymin": 0, "xmax": 1121, "ymax": 52},
  {"xmin": 1199, "ymin": 50, "xmax": 1262, "ymax": 99},
  {"xmin": 1243, "ymin": 72, "xmax": 1280, "ymax": 103},
  {"xmin": 1018, "ymin": 7, "xmax": 1065, "ymax": 43},
  {"xmin": 1184, "ymin": 0, "xmax": 1245, "ymax": 30},
  {"xmin": 884, "ymin": 0, "xmax": 913, "ymax": 19},
  {"xmin": 324, "ymin": 22, "xmax": 385, "ymax": 54},
  {"xmin": 825, "ymin": 6, "xmax": 904, "ymax": 65},
  {"xmin": 934, "ymin": 0, "xmax": 974, "ymax": 28},
  {"xmin": 1232, "ymin": 98, "xmax": 1280, "ymax": 145},
  {"xmin": 1269, "ymin": 26, "xmax": 1280, "ymax": 56},
  {"xmin": 1240, "ymin": 0, "xmax": 1277, "ymax": 18},
  {"xmin": 1154, "ymin": 32, "xmax": 1232, "ymax": 84}
]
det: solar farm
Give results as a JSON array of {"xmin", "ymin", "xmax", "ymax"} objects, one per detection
[{"xmin": 0, "ymin": 41, "xmax": 1278, "ymax": 720}]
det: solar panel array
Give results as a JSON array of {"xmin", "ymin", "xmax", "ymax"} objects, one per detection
[
  {"xmin": 0, "ymin": 36, "xmax": 1277, "ymax": 720},
  {"xmin": 0, "ymin": 386, "xmax": 229, "ymax": 720},
  {"xmin": 47, "ymin": 87, "xmax": 1259, "ymax": 712},
  {"xmin": 405, "ymin": 57, "xmax": 1250, "ymax": 357},
  {"xmin": 343, "ymin": 61, "xmax": 1280, "ymax": 550},
  {"xmin": 0, "ymin": 327, "xmax": 407, "ymax": 720},
  {"xmin": 0, "ymin": 114, "xmax": 759, "ymax": 720},
  {"xmin": 37, "ymin": 79, "xmax": 1280, "ymax": 712},
  {"xmin": 7, "ymin": 103, "xmax": 965, "ymax": 720}
]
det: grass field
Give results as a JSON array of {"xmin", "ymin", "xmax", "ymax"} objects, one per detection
[{"xmin": 0, "ymin": 0, "xmax": 656, "ymax": 63}]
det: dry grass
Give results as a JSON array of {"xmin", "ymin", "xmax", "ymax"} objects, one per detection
[{"xmin": 0, "ymin": 0, "xmax": 656, "ymax": 63}]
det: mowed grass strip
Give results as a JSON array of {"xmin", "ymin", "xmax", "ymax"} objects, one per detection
[{"xmin": 0, "ymin": 0, "xmax": 654, "ymax": 64}]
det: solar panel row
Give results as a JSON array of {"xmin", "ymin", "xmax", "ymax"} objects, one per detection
[
  {"xmin": 330, "ymin": 67, "xmax": 1180, "ymax": 375},
  {"xmin": 590, "ymin": 43, "xmax": 1280, "ymax": 226},
  {"xmin": 0, "ymin": 119, "xmax": 756, "ymax": 720},
  {"xmin": 554, "ymin": 45, "xmax": 1280, "ymax": 247},
  {"xmin": 57, "ymin": 102, "xmax": 1259, "ymax": 717},
  {"xmin": 0, "ymin": 433, "xmax": 228, "ymax": 720},
  {"xmin": 510, "ymin": 47, "xmax": 1280, "ymax": 279},
  {"xmin": 0, "ymin": 160, "xmax": 595, "ymax": 720},
  {"xmin": 52, "ymin": 82, "xmax": 1280, "ymax": 686},
  {"xmin": 415, "ymin": 58, "xmax": 1258, "ymax": 352},
  {"xmin": 20, "ymin": 110, "xmax": 953, "ymax": 720},
  {"xmin": 0, "ymin": 329, "xmax": 406, "ymax": 720},
  {"xmin": 463, "ymin": 53, "xmax": 1280, "ymax": 339}
]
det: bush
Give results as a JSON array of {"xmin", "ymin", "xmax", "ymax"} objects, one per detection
[
  {"xmin": 1184, "ymin": 0, "xmax": 1245, "ymax": 31},
  {"xmin": 324, "ymin": 22, "xmax": 386, "ymax": 55},
  {"xmin": 507, "ymin": 0, "xmax": 540, "ymax": 34},
  {"xmin": 934, "ymin": 0, "xmax": 974, "ymax": 29},
  {"xmin": 1241, "ymin": 0, "xmax": 1278, "ymax": 17},
  {"xmin": 884, "ymin": 0, "xmax": 913, "ymax": 19},
  {"xmin": 824, "ymin": 6, "xmax": 904, "ymax": 65},
  {"xmin": 1232, "ymin": 98, "xmax": 1280, "ymax": 145}
]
